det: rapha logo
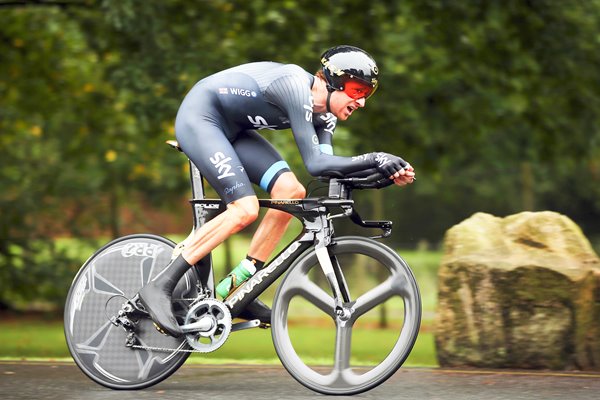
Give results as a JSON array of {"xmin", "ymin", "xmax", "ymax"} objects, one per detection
[
  {"xmin": 224, "ymin": 181, "xmax": 245, "ymax": 195},
  {"xmin": 210, "ymin": 152, "xmax": 236, "ymax": 179}
]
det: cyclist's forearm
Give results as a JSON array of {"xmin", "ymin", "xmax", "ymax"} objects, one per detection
[{"xmin": 302, "ymin": 152, "xmax": 377, "ymax": 176}]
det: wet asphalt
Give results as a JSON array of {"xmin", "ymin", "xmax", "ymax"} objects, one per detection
[{"xmin": 1, "ymin": 361, "xmax": 599, "ymax": 400}]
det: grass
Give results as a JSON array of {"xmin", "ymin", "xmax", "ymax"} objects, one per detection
[
  {"xmin": 0, "ymin": 317, "xmax": 437, "ymax": 367},
  {"xmin": 2, "ymin": 234, "xmax": 442, "ymax": 366}
]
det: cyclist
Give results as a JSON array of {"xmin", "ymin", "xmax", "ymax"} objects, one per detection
[{"xmin": 139, "ymin": 45, "xmax": 416, "ymax": 337}]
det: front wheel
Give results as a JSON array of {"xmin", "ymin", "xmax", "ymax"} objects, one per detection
[
  {"xmin": 64, "ymin": 234, "xmax": 199, "ymax": 390},
  {"xmin": 271, "ymin": 236, "xmax": 421, "ymax": 395}
]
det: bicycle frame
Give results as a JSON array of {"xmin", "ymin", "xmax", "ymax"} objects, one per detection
[
  {"xmin": 179, "ymin": 144, "xmax": 393, "ymax": 320},
  {"xmin": 65, "ymin": 142, "xmax": 413, "ymax": 394}
]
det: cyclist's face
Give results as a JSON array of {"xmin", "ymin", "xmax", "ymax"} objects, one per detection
[{"xmin": 329, "ymin": 90, "xmax": 366, "ymax": 121}]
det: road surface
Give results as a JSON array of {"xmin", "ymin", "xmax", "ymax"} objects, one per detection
[{"xmin": 1, "ymin": 360, "xmax": 599, "ymax": 399}]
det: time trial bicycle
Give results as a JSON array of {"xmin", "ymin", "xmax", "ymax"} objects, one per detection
[{"xmin": 63, "ymin": 140, "xmax": 421, "ymax": 395}]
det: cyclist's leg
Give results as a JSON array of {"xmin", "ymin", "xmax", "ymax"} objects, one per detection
[
  {"xmin": 233, "ymin": 129, "xmax": 306, "ymax": 263},
  {"xmin": 175, "ymin": 130, "xmax": 260, "ymax": 265},
  {"xmin": 181, "ymin": 196, "xmax": 259, "ymax": 262},
  {"xmin": 227, "ymin": 130, "xmax": 305, "ymax": 322},
  {"xmin": 139, "ymin": 93, "xmax": 259, "ymax": 336},
  {"xmin": 246, "ymin": 172, "xmax": 305, "ymax": 260}
]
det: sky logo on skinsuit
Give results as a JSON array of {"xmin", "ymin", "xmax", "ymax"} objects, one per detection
[
  {"xmin": 352, "ymin": 154, "xmax": 369, "ymax": 162},
  {"xmin": 320, "ymin": 113, "xmax": 337, "ymax": 135},
  {"xmin": 247, "ymin": 115, "xmax": 277, "ymax": 130},
  {"xmin": 304, "ymin": 94, "xmax": 314, "ymax": 122},
  {"xmin": 210, "ymin": 151, "xmax": 236, "ymax": 179},
  {"xmin": 375, "ymin": 152, "xmax": 391, "ymax": 166}
]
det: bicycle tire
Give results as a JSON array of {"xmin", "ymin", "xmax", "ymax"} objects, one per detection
[
  {"xmin": 64, "ymin": 234, "xmax": 199, "ymax": 390},
  {"xmin": 271, "ymin": 236, "xmax": 421, "ymax": 395}
]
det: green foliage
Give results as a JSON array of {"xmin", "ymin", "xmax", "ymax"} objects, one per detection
[
  {"xmin": 359, "ymin": 0, "xmax": 600, "ymax": 243},
  {"xmin": 0, "ymin": 317, "xmax": 437, "ymax": 366},
  {"xmin": 1, "ymin": 0, "xmax": 599, "ymax": 308}
]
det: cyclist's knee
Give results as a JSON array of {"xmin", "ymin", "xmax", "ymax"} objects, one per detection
[
  {"xmin": 270, "ymin": 173, "xmax": 306, "ymax": 199},
  {"xmin": 227, "ymin": 196, "xmax": 259, "ymax": 231}
]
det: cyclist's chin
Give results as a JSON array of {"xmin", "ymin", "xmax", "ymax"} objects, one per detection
[{"xmin": 334, "ymin": 109, "xmax": 351, "ymax": 121}]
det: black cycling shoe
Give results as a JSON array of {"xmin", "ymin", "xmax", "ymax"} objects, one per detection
[
  {"xmin": 137, "ymin": 255, "xmax": 190, "ymax": 338},
  {"xmin": 238, "ymin": 298, "xmax": 272, "ymax": 324}
]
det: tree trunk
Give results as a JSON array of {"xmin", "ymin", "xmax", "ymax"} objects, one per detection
[{"xmin": 521, "ymin": 161, "xmax": 535, "ymax": 211}]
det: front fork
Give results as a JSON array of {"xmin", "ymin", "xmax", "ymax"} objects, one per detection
[{"xmin": 313, "ymin": 215, "xmax": 354, "ymax": 325}]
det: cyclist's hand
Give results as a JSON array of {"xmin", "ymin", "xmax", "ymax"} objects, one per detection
[
  {"xmin": 392, "ymin": 163, "xmax": 415, "ymax": 186},
  {"xmin": 374, "ymin": 153, "xmax": 414, "ymax": 183}
]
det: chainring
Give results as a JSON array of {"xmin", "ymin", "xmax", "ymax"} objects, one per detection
[{"xmin": 184, "ymin": 298, "xmax": 232, "ymax": 353}]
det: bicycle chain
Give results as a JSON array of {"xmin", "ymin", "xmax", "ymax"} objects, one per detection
[
  {"xmin": 131, "ymin": 343, "xmax": 215, "ymax": 354},
  {"xmin": 129, "ymin": 299, "xmax": 231, "ymax": 354}
]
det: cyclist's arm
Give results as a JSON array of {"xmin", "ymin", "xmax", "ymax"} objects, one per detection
[
  {"xmin": 314, "ymin": 113, "xmax": 336, "ymax": 156},
  {"xmin": 266, "ymin": 74, "xmax": 382, "ymax": 177}
]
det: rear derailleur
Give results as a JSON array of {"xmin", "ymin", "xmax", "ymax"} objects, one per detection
[{"xmin": 108, "ymin": 294, "xmax": 149, "ymax": 347}]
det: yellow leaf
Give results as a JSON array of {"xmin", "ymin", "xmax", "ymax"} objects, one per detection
[
  {"xmin": 105, "ymin": 150, "xmax": 117, "ymax": 162},
  {"xmin": 30, "ymin": 125, "xmax": 42, "ymax": 137}
]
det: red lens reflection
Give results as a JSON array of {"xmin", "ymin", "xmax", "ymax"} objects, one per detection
[{"xmin": 343, "ymin": 79, "xmax": 376, "ymax": 100}]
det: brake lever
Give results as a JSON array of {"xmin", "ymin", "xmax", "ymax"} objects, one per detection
[
  {"xmin": 349, "ymin": 210, "xmax": 393, "ymax": 239},
  {"xmin": 370, "ymin": 222, "xmax": 393, "ymax": 239}
]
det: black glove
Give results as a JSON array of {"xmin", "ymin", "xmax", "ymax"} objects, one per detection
[{"xmin": 373, "ymin": 152, "xmax": 408, "ymax": 177}]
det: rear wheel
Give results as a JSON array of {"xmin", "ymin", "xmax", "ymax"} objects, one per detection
[
  {"xmin": 64, "ymin": 234, "xmax": 199, "ymax": 389},
  {"xmin": 271, "ymin": 236, "xmax": 421, "ymax": 395}
]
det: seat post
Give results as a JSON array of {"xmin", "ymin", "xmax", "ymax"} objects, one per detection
[
  {"xmin": 189, "ymin": 160, "xmax": 205, "ymax": 201},
  {"xmin": 166, "ymin": 140, "xmax": 208, "ymax": 229}
]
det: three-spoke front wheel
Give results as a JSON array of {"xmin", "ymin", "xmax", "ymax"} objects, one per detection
[{"xmin": 271, "ymin": 236, "xmax": 421, "ymax": 395}]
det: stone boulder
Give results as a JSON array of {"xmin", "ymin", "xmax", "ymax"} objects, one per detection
[{"xmin": 434, "ymin": 211, "xmax": 600, "ymax": 370}]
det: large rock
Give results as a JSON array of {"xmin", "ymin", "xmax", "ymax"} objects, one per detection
[{"xmin": 434, "ymin": 211, "xmax": 600, "ymax": 370}]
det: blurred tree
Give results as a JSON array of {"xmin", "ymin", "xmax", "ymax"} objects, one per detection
[
  {"xmin": 365, "ymin": 0, "xmax": 600, "ymax": 243},
  {"xmin": 0, "ymin": 6, "xmax": 111, "ymax": 306},
  {"xmin": 1, "ymin": 0, "xmax": 599, "ymax": 309}
]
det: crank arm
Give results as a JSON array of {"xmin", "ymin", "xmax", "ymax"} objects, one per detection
[
  {"xmin": 232, "ymin": 320, "xmax": 262, "ymax": 332},
  {"xmin": 180, "ymin": 316, "xmax": 215, "ymax": 334}
]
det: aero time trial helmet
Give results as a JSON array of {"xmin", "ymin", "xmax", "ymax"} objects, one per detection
[{"xmin": 320, "ymin": 45, "xmax": 379, "ymax": 100}]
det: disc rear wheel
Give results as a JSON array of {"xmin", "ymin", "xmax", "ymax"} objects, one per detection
[{"xmin": 64, "ymin": 234, "xmax": 199, "ymax": 389}]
